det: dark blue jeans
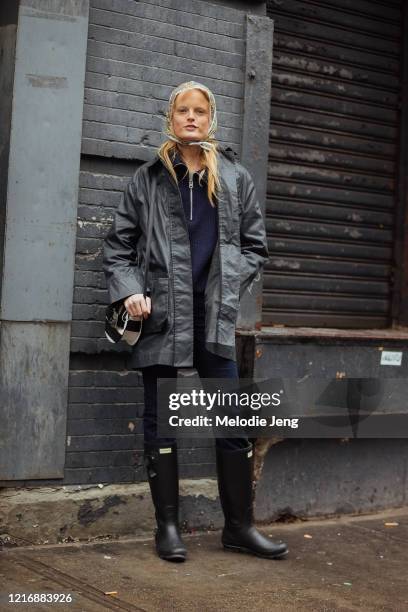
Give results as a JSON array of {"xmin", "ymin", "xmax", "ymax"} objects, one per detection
[{"xmin": 141, "ymin": 292, "xmax": 249, "ymax": 451}]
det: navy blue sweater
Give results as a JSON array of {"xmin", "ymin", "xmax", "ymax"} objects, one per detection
[{"xmin": 171, "ymin": 150, "xmax": 218, "ymax": 294}]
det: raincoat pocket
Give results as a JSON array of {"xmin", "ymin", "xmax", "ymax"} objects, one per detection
[{"xmin": 142, "ymin": 277, "xmax": 169, "ymax": 334}]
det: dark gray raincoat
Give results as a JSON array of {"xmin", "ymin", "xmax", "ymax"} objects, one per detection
[{"xmin": 102, "ymin": 146, "xmax": 269, "ymax": 368}]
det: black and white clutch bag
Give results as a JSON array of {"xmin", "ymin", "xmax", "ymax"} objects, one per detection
[{"xmin": 105, "ymin": 302, "xmax": 143, "ymax": 346}]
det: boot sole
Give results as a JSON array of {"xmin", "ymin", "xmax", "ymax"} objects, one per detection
[
  {"xmin": 158, "ymin": 553, "xmax": 186, "ymax": 562},
  {"xmin": 223, "ymin": 543, "xmax": 289, "ymax": 560}
]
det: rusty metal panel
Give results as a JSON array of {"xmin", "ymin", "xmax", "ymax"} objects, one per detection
[
  {"xmin": 264, "ymin": 0, "xmax": 403, "ymax": 328},
  {"xmin": 392, "ymin": 1, "xmax": 408, "ymax": 325},
  {"xmin": 0, "ymin": 322, "xmax": 70, "ymax": 480},
  {"xmin": 0, "ymin": 4, "xmax": 18, "ymax": 307},
  {"xmin": 1, "ymin": 0, "xmax": 89, "ymax": 321},
  {"xmin": 0, "ymin": 0, "xmax": 89, "ymax": 480},
  {"xmin": 237, "ymin": 13, "xmax": 274, "ymax": 331}
]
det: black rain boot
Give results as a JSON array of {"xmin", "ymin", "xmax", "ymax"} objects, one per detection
[
  {"xmin": 216, "ymin": 442, "xmax": 289, "ymax": 559},
  {"xmin": 144, "ymin": 442, "xmax": 187, "ymax": 562}
]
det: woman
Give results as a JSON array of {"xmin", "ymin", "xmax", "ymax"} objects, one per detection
[{"xmin": 103, "ymin": 81, "xmax": 288, "ymax": 563}]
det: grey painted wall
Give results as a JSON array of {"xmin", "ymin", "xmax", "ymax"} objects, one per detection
[
  {"xmin": 0, "ymin": 0, "xmax": 89, "ymax": 480},
  {"xmin": 255, "ymin": 438, "xmax": 408, "ymax": 522},
  {"xmin": 0, "ymin": 2, "xmax": 19, "ymax": 311}
]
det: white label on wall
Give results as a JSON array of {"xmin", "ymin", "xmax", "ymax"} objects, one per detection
[{"xmin": 380, "ymin": 351, "xmax": 403, "ymax": 366}]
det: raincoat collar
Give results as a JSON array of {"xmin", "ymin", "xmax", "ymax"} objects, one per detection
[{"xmin": 170, "ymin": 148, "xmax": 208, "ymax": 183}]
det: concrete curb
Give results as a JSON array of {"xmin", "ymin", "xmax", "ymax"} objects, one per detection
[{"xmin": 0, "ymin": 479, "xmax": 223, "ymax": 546}]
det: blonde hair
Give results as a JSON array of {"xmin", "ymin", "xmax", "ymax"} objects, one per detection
[{"xmin": 157, "ymin": 89, "xmax": 221, "ymax": 206}]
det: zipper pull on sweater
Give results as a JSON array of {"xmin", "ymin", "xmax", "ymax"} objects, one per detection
[{"xmin": 188, "ymin": 171, "xmax": 193, "ymax": 220}]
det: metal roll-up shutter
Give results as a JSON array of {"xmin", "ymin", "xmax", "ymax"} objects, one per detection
[{"xmin": 264, "ymin": 0, "xmax": 403, "ymax": 328}]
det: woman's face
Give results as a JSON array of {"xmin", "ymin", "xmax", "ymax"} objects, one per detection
[{"xmin": 171, "ymin": 89, "xmax": 211, "ymax": 143}]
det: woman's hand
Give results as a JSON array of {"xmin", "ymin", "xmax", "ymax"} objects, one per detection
[{"xmin": 124, "ymin": 294, "xmax": 151, "ymax": 319}]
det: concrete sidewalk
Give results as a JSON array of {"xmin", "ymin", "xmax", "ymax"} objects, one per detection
[{"xmin": 1, "ymin": 507, "xmax": 407, "ymax": 611}]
